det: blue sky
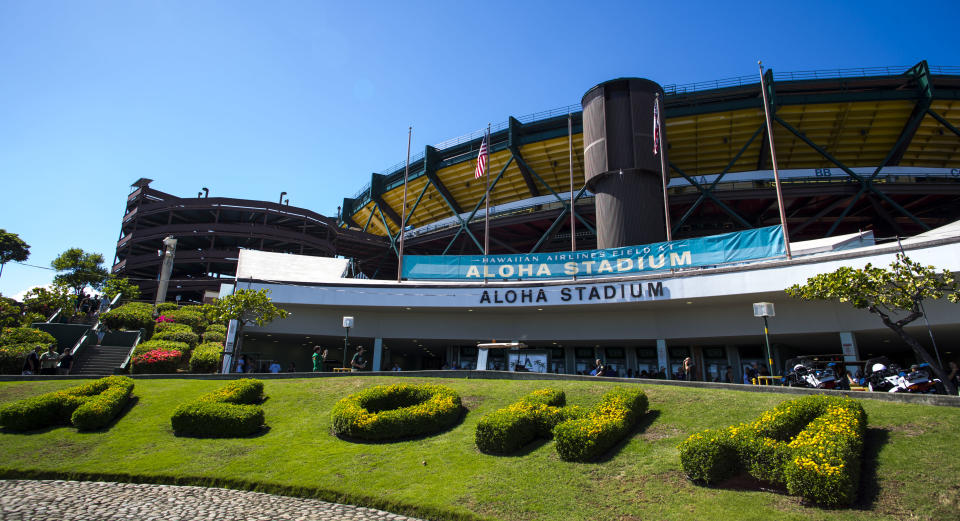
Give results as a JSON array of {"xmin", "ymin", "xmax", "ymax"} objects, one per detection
[{"xmin": 1, "ymin": 0, "xmax": 958, "ymax": 297}]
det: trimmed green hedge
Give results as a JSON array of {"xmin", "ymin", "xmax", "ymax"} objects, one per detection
[
  {"xmin": 475, "ymin": 389, "xmax": 578, "ymax": 454},
  {"xmin": 102, "ymin": 302, "xmax": 154, "ymax": 335},
  {"xmin": 164, "ymin": 309, "xmax": 208, "ymax": 333},
  {"xmin": 553, "ymin": 387, "xmax": 648, "ymax": 462},
  {"xmin": 0, "ymin": 343, "xmax": 39, "ymax": 374},
  {"xmin": 0, "ymin": 327, "xmax": 57, "ymax": 347},
  {"xmin": 677, "ymin": 395, "xmax": 867, "ymax": 506},
  {"xmin": 156, "ymin": 302, "xmax": 179, "ymax": 313},
  {"xmin": 0, "ymin": 376, "xmax": 134, "ymax": 431},
  {"xmin": 202, "ymin": 331, "xmax": 226, "ymax": 344},
  {"xmin": 154, "ymin": 322, "xmax": 191, "ymax": 335},
  {"xmin": 189, "ymin": 342, "xmax": 223, "ymax": 373},
  {"xmin": 170, "ymin": 379, "xmax": 265, "ymax": 437},
  {"xmin": 331, "ymin": 384, "xmax": 463, "ymax": 441},
  {"xmin": 0, "ymin": 328, "xmax": 57, "ymax": 374},
  {"xmin": 205, "ymin": 324, "xmax": 227, "ymax": 335},
  {"xmin": 152, "ymin": 328, "xmax": 199, "ymax": 349}
]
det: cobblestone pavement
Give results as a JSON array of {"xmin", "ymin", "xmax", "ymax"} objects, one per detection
[{"xmin": 0, "ymin": 480, "xmax": 427, "ymax": 521}]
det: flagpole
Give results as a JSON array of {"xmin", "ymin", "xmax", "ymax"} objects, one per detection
[
  {"xmin": 397, "ymin": 126, "xmax": 412, "ymax": 282},
  {"xmin": 758, "ymin": 60, "xmax": 792, "ymax": 259},
  {"xmin": 567, "ymin": 113, "xmax": 576, "ymax": 252},
  {"xmin": 483, "ymin": 124, "xmax": 491, "ymax": 256},
  {"xmin": 656, "ymin": 92, "xmax": 672, "ymax": 242}
]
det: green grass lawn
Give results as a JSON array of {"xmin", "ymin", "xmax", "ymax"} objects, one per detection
[{"xmin": 0, "ymin": 376, "xmax": 958, "ymax": 521}]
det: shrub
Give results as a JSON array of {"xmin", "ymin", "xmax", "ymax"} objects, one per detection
[
  {"xmin": 101, "ymin": 302, "xmax": 154, "ymax": 335},
  {"xmin": 154, "ymin": 321, "xmax": 192, "ymax": 334},
  {"xmin": 131, "ymin": 339, "xmax": 189, "ymax": 359},
  {"xmin": 553, "ymin": 387, "xmax": 648, "ymax": 462},
  {"xmin": 331, "ymin": 384, "xmax": 463, "ymax": 441},
  {"xmin": 0, "ymin": 375, "xmax": 134, "ymax": 431},
  {"xmin": 205, "ymin": 324, "xmax": 227, "ymax": 335},
  {"xmin": 677, "ymin": 395, "xmax": 866, "ymax": 506},
  {"xmin": 164, "ymin": 309, "xmax": 208, "ymax": 333},
  {"xmin": 189, "ymin": 342, "xmax": 223, "ymax": 373},
  {"xmin": 202, "ymin": 331, "xmax": 226, "ymax": 344},
  {"xmin": 131, "ymin": 348, "xmax": 182, "ymax": 374},
  {"xmin": 475, "ymin": 389, "xmax": 576, "ymax": 454},
  {"xmin": 0, "ymin": 343, "xmax": 39, "ymax": 374},
  {"xmin": 0, "ymin": 327, "xmax": 56, "ymax": 347},
  {"xmin": 152, "ymin": 328, "xmax": 199, "ymax": 349},
  {"xmin": 156, "ymin": 302, "xmax": 179, "ymax": 313},
  {"xmin": 170, "ymin": 379, "xmax": 265, "ymax": 437}
]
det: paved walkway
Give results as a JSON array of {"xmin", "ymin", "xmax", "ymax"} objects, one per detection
[{"xmin": 0, "ymin": 480, "xmax": 426, "ymax": 521}]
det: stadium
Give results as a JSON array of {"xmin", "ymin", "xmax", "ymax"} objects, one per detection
[
  {"xmin": 114, "ymin": 61, "xmax": 960, "ymax": 380},
  {"xmin": 339, "ymin": 61, "xmax": 960, "ymax": 265}
]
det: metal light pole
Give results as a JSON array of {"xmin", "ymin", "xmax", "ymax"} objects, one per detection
[
  {"xmin": 342, "ymin": 316, "xmax": 354, "ymax": 369},
  {"xmin": 753, "ymin": 302, "xmax": 776, "ymax": 377}
]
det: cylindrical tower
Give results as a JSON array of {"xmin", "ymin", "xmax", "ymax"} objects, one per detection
[{"xmin": 581, "ymin": 78, "xmax": 667, "ymax": 249}]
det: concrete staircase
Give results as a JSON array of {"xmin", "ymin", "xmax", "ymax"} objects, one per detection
[{"xmin": 73, "ymin": 345, "xmax": 131, "ymax": 376}]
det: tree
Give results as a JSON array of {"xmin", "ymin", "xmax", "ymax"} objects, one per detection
[
  {"xmin": 786, "ymin": 253, "xmax": 959, "ymax": 394},
  {"xmin": 51, "ymin": 248, "xmax": 109, "ymax": 296},
  {"xmin": 22, "ymin": 284, "xmax": 76, "ymax": 321},
  {"xmin": 103, "ymin": 275, "xmax": 141, "ymax": 304},
  {"xmin": 213, "ymin": 288, "xmax": 289, "ymax": 371},
  {"xmin": 0, "ymin": 230, "xmax": 30, "ymax": 280}
]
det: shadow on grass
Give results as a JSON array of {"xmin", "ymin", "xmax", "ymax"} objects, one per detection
[
  {"xmin": 333, "ymin": 407, "xmax": 470, "ymax": 445},
  {"xmin": 853, "ymin": 427, "xmax": 889, "ymax": 510},
  {"xmin": 591, "ymin": 409, "xmax": 661, "ymax": 464}
]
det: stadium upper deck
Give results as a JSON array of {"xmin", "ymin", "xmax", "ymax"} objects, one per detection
[{"xmin": 340, "ymin": 61, "xmax": 960, "ymax": 264}]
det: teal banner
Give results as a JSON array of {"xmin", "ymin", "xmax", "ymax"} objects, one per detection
[{"xmin": 402, "ymin": 226, "xmax": 785, "ymax": 280}]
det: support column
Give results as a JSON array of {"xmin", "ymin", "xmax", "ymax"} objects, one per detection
[
  {"xmin": 564, "ymin": 346, "xmax": 576, "ymax": 375},
  {"xmin": 839, "ymin": 332, "xmax": 860, "ymax": 376},
  {"xmin": 726, "ymin": 344, "xmax": 742, "ymax": 384},
  {"xmin": 373, "ymin": 337, "xmax": 383, "ymax": 372},
  {"xmin": 656, "ymin": 339, "xmax": 669, "ymax": 380},
  {"xmin": 625, "ymin": 347, "xmax": 638, "ymax": 375}
]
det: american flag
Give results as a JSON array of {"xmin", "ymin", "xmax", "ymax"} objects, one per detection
[
  {"xmin": 474, "ymin": 135, "xmax": 488, "ymax": 179},
  {"xmin": 653, "ymin": 96, "xmax": 661, "ymax": 155}
]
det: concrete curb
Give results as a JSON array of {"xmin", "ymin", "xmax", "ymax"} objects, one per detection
[{"xmin": 2, "ymin": 370, "xmax": 958, "ymax": 407}]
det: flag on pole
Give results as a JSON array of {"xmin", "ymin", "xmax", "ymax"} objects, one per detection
[
  {"xmin": 474, "ymin": 135, "xmax": 488, "ymax": 178},
  {"xmin": 653, "ymin": 96, "xmax": 661, "ymax": 155}
]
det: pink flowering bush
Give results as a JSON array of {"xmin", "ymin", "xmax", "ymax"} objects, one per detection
[{"xmin": 131, "ymin": 348, "xmax": 182, "ymax": 374}]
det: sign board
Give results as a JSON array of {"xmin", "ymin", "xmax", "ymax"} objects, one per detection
[{"xmin": 402, "ymin": 226, "xmax": 784, "ymax": 280}]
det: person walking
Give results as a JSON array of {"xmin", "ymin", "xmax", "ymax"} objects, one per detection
[
  {"xmin": 58, "ymin": 349, "xmax": 74, "ymax": 375},
  {"xmin": 312, "ymin": 346, "xmax": 327, "ymax": 372}
]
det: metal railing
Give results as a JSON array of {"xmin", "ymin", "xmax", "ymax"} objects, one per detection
[{"xmin": 347, "ymin": 65, "xmax": 958, "ymax": 207}]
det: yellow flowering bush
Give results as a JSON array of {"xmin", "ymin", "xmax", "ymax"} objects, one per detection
[
  {"xmin": 170, "ymin": 379, "xmax": 265, "ymax": 437},
  {"xmin": 553, "ymin": 387, "xmax": 648, "ymax": 462},
  {"xmin": 678, "ymin": 395, "xmax": 866, "ymax": 506},
  {"xmin": 475, "ymin": 388, "xmax": 578, "ymax": 454},
  {"xmin": 0, "ymin": 375, "xmax": 134, "ymax": 431},
  {"xmin": 331, "ymin": 384, "xmax": 463, "ymax": 441}
]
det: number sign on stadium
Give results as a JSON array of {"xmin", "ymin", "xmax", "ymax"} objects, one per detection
[{"xmin": 402, "ymin": 226, "xmax": 784, "ymax": 281}]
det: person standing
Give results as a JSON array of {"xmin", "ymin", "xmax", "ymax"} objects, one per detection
[
  {"xmin": 22, "ymin": 346, "xmax": 41, "ymax": 375},
  {"xmin": 39, "ymin": 346, "xmax": 60, "ymax": 375},
  {"xmin": 682, "ymin": 357, "xmax": 695, "ymax": 381},
  {"xmin": 58, "ymin": 349, "xmax": 74, "ymax": 375},
  {"xmin": 312, "ymin": 347, "xmax": 327, "ymax": 372},
  {"xmin": 350, "ymin": 347, "xmax": 367, "ymax": 372}
]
